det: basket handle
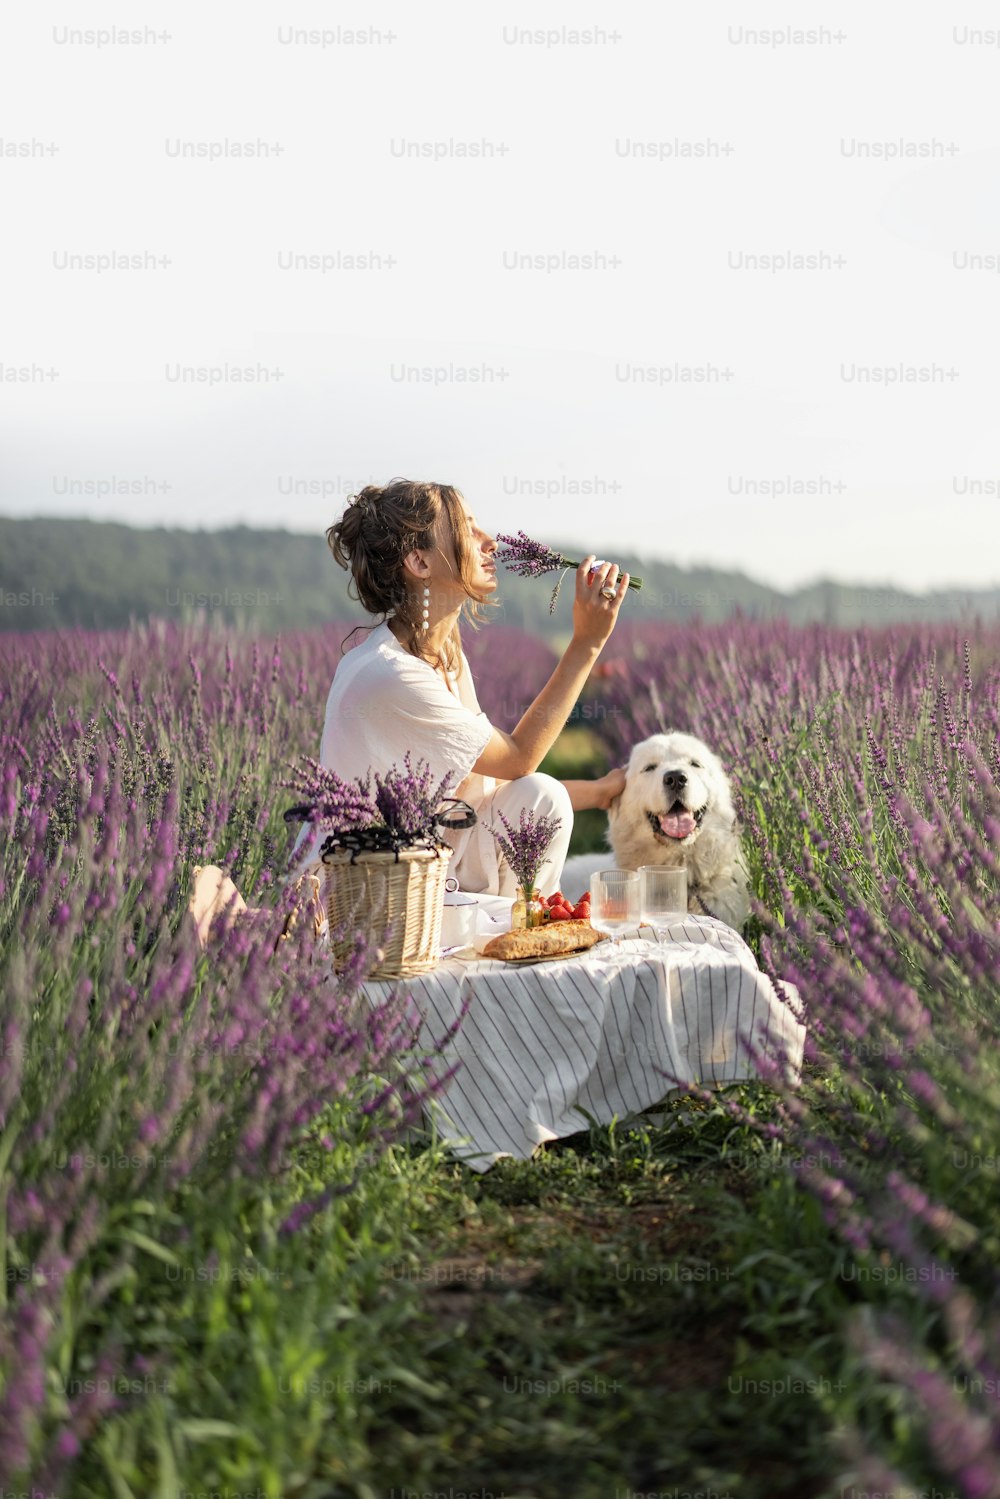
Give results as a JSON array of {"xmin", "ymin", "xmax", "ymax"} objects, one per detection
[
  {"xmin": 434, "ymin": 797, "xmax": 477, "ymax": 830},
  {"xmin": 282, "ymin": 796, "xmax": 477, "ymax": 833},
  {"xmin": 282, "ymin": 803, "xmax": 314, "ymax": 825}
]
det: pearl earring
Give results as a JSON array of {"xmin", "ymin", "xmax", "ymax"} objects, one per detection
[{"xmin": 420, "ymin": 584, "xmax": 430, "ymax": 632}]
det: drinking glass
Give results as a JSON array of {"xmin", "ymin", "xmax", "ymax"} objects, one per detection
[
  {"xmin": 638, "ymin": 865, "xmax": 687, "ymax": 939},
  {"xmin": 589, "ymin": 870, "xmax": 640, "ymax": 947}
]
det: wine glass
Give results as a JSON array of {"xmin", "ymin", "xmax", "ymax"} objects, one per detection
[
  {"xmin": 638, "ymin": 865, "xmax": 687, "ymax": 941},
  {"xmin": 589, "ymin": 870, "xmax": 640, "ymax": 948}
]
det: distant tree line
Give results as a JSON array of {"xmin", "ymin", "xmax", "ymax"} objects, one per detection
[{"xmin": 1, "ymin": 514, "xmax": 996, "ymax": 635}]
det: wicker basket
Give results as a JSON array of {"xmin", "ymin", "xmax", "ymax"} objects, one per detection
[{"xmin": 321, "ymin": 843, "xmax": 453, "ymax": 979}]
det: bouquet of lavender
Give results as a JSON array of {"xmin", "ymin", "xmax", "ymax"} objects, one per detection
[
  {"xmin": 488, "ymin": 805, "xmax": 564, "ymax": 895},
  {"xmin": 281, "ymin": 754, "xmax": 379, "ymax": 835},
  {"xmin": 369, "ymin": 754, "xmax": 457, "ymax": 843},
  {"xmin": 495, "ymin": 530, "xmax": 643, "ymax": 613},
  {"xmin": 282, "ymin": 752, "xmax": 468, "ymax": 860}
]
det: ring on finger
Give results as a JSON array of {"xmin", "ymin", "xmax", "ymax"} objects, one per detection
[{"xmin": 600, "ymin": 585, "xmax": 616, "ymax": 600}]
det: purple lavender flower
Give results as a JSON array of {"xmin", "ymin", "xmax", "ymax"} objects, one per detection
[
  {"xmin": 495, "ymin": 530, "xmax": 643, "ymax": 613},
  {"xmin": 283, "ymin": 753, "xmax": 457, "ymax": 849},
  {"xmin": 371, "ymin": 753, "xmax": 456, "ymax": 842},
  {"xmin": 488, "ymin": 805, "xmax": 563, "ymax": 893},
  {"xmin": 280, "ymin": 755, "xmax": 378, "ymax": 834}
]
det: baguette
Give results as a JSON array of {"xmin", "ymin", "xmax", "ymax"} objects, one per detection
[{"xmin": 482, "ymin": 920, "xmax": 607, "ymax": 961}]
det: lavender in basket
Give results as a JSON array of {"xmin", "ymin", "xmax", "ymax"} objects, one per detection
[
  {"xmin": 370, "ymin": 754, "xmax": 456, "ymax": 843},
  {"xmin": 282, "ymin": 752, "xmax": 457, "ymax": 857},
  {"xmin": 281, "ymin": 755, "xmax": 379, "ymax": 835}
]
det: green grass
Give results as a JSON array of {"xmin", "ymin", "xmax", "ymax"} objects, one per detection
[
  {"xmin": 77, "ymin": 1089, "xmax": 940, "ymax": 1498},
  {"xmin": 319, "ymin": 1094, "xmax": 926, "ymax": 1498}
]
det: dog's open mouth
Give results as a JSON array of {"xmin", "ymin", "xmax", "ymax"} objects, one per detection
[{"xmin": 647, "ymin": 802, "xmax": 706, "ymax": 841}]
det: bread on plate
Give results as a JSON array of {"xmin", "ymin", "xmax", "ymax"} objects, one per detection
[{"xmin": 481, "ymin": 920, "xmax": 606, "ymax": 962}]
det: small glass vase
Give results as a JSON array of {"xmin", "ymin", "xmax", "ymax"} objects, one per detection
[{"xmin": 511, "ymin": 885, "xmax": 545, "ymax": 929}]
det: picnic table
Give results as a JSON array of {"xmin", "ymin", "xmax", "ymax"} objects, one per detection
[{"xmin": 360, "ymin": 898, "xmax": 806, "ymax": 1170}]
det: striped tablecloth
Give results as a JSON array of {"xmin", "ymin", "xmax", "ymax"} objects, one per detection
[{"xmin": 361, "ymin": 911, "xmax": 806, "ymax": 1171}]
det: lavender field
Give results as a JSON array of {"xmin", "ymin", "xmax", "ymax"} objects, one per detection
[{"xmin": 1, "ymin": 615, "xmax": 998, "ymax": 1498}]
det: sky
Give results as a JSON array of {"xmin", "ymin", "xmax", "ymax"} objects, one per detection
[{"xmin": 3, "ymin": 1, "xmax": 1000, "ymax": 594}]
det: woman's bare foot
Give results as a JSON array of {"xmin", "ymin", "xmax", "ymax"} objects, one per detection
[
  {"xmin": 187, "ymin": 867, "xmax": 326, "ymax": 954},
  {"xmin": 187, "ymin": 865, "xmax": 248, "ymax": 950}
]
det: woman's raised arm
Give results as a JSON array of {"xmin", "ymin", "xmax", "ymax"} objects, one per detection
[{"xmin": 472, "ymin": 556, "xmax": 630, "ymax": 781}]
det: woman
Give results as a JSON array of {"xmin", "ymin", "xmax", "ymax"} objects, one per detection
[{"xmin": 189, "ymin": 478, "xmax": 629, "ymax": 945}]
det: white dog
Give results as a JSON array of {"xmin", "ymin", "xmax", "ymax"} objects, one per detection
[{"xmin": 559, "ymin": 731, "xmax": 751, "ymax": 929}]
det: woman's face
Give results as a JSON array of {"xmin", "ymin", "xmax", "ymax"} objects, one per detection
[{"xmin": 433, "ymin": 498, "xmax": 497, "ymax": 595}]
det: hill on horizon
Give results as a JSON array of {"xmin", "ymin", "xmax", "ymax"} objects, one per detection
[{"xmin": 1, "ymin": 513, "xmax": 997, "ymax": 635}]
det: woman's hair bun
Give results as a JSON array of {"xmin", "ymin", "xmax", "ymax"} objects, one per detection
[{"xmin": 325, "ymin": 477, "xmax": 497, "ymax": 666}]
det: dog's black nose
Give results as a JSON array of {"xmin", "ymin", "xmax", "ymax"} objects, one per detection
[{"xmin": 663, "ymin": 770, "xmax": 687, "ymax": 792}]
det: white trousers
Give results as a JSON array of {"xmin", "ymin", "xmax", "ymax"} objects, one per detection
[{"xmin": 441, "ymin": 773, "xmax": 574, "ymax": 898}]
